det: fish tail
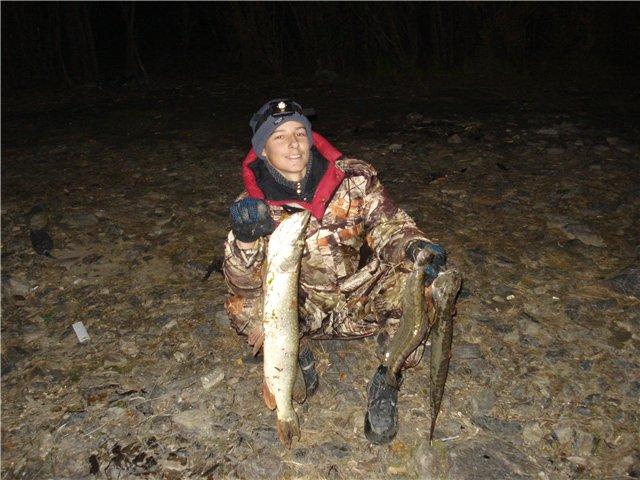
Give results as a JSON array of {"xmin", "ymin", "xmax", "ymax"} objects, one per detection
[{"xmin": 277, "ymin": 414, "xmax": 300, "ymax": 449}]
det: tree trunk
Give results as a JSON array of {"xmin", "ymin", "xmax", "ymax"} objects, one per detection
[{"xmin": 121, "ymin": 2, "xmax": 148, "ymax": 83}]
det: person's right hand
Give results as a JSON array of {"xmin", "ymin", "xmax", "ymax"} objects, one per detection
[{"xmin": 230, "ymin": 198, "xmax": 276, "ymax": 243}]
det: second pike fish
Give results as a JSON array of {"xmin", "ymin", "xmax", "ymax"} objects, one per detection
[
  {"xmin": 383, "ymin": 250, "xmax": 461, "ymax": 443},
  {"xmin": 262, "ymin": 210, "xmax": 311, "ymax": 448}
]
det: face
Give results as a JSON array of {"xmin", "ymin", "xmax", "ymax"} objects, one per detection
[{"xmin": 262, "ymin": 121, "xmax": 310, "ymax": 182}]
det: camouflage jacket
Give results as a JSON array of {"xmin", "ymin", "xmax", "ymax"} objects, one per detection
[{"xmin": 223, "ymin": 133, "xmax": 430, "ymax": 335}]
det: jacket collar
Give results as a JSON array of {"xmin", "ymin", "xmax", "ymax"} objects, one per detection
[{"xmin": 241, "ymin": 132, "xmax": 345, "ymax": 219}]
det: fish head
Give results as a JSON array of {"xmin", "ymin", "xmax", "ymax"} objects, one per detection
[
  {"xmin": 270, "ymin": 210, "xmax": 311, "ymax": 248},
  {"xmin": 414, "ymin": 248, "xmax": 432, "ymax": 267}
]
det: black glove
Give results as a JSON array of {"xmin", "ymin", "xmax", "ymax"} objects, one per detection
[
  {"xmin": 405, "ymin": 240, "xmax": 446, "ymax": 286},
  {"xmin": 230, "ymin": 198, "xmax": 276, "ymax": 243}
]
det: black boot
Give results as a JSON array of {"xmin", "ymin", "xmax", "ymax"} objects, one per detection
[
  {"xmin": 299, "ymin": 347, "xmax": 319, "ymax": 396},
  {"xmin": 364, "ymin": 365, "xmax": 401, "ymax": 444}
]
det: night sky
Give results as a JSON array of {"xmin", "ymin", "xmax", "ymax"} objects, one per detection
[{"xmin": 2, "ymin": 2, "xmax": 639, "ymax": 90}]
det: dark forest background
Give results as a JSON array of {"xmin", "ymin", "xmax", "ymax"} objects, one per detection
[{"xmin": 2, "ymin": 2, "xmax": 640, "ymax": 92}]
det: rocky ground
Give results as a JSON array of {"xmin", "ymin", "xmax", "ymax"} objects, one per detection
[{"xmin": 2, "ymin": 77, "xmax": 639, "ymax": 479}]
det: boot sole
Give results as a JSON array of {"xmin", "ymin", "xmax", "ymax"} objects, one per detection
[{"xmin": 364, "ymin": 411, "xmax": 399, "ymax": 444}]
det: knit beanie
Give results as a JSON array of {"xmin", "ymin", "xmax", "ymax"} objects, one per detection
[{"xmin": 249, "ymin": 99, "xmax": 313, "ymax": 160}]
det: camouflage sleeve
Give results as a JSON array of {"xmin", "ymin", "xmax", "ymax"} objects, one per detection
[
  {"xmin": 358, "ymin": 161, "xmax": 430, "ymax": 264},
  {"xmin": 222, "ymin": 231, "xmax": 266, "ymax": 298}
]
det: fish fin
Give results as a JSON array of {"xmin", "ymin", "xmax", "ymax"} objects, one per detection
[
  {"xmin": 293, "ymin": 363, "xmax": 307, "ymax": 404},
  {"xmin": 262, "ymin": 380, "xmax": 277, "ymax": 410},
  {"xmin": 276, "ymin": 415, "xmax": 300, "ymax": 449}
]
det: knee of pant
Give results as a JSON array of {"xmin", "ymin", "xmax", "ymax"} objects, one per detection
[{"xmin": 224, "ymin": 295, "xmax": 261, "ymax": 334}]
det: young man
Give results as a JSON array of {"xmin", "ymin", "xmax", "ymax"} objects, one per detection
[{"xmin": 222, "ymin": 99, "xmax": 446, "ymax": 444}]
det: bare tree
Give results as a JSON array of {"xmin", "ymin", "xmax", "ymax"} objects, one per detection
[{"xmin": 121, "ymin": 2, "xmax": 148, "ymax": 83}]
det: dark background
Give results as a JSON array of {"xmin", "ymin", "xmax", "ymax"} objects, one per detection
[{"xmin": 2, "ymin": 2, "xmax": 640, "ymax": 93}]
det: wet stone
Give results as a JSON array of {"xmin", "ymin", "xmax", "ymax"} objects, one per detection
[
  {"xmin": 466, "ymin": 248, "xmax": 487, "ymax": 266},
  {"xmin": 235, "ymin": 453, "xmax": 283, "ymax": 479},
  {"xmin": 445, "ymin": 438, "xmax": 536, "ymax": 480},
  {"xmin": 171, "ymin": 409, "xmax": 217, "ymax": 440},
  {"xmin": 522, "ymin": 423, "xmax": 544, "ymax": 445},
  {"xmin": 66, "ymin": 212, "xmax": 99, "ymax": 227},
  {"xmin": 2, "ymin": 276, "xmax": 30, "ymax": 297},
  {"xmin": 573, "ymin": 430, "xmax": 596, "ymax": 457},
  {"xmin": 319, "ymin": 442, "xmax": 351, "ymax": 459},
  {"xmin": 552, "ymin": 422, "xmax": 574, "ymax": 445},
  {"xmin": 605, "ymin": 266, "xmax": 640, "ymax": 299},
  {"xmin": 251, "ymin": 426, "xmax": 278, "ymax": 443},
  {"xmin": 213, "ymin": 307, "xmax": 230, "ymax": 327},
  {"xmin": 472, "ymin": 415, "xmax": 522, "ymax": 437},
  {"xmin": 546, "ymin": 147, "xmax": 565, "ymax": 155},
  {"xmin": 471, "ymin": 389, "xmax": 497, "ymax": 415},
  {"xmin": 455, "ymin": 343, "xmax": 482, "ymax": 359}
]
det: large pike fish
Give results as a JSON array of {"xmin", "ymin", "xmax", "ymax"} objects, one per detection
[
  {"xmin": 383, "ymin": 251, "xmax": 461, "ymax": 443},
  {"xmin": 262, "ymin": 210, "xmax": 310, "ymax": 448}
]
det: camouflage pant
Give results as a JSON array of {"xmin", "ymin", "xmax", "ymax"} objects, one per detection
[{"xmin": 224, "ymin": 260, "xmax": 430, "ymax": 369}]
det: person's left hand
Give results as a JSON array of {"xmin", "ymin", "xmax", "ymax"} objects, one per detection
[{"xmin": 405, "ymin": 240, "xmax": 446, "ymax": 286}]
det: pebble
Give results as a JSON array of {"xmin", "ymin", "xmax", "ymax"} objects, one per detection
[
  {"xmin": 446, "ymin": 438, "xmax": 534, "ymax": 479},
  {"xmin": 319, "ymin": 442, "xmax": 351, "ymax": 459},
  {"xmin": 455, "ymin": 343, "xmax": 482, "ymax": 359},
  {"xmin": 236, "ymin": 454, "xmax": 283, "ymax": 479},
  {"xmin": 67, "ymin": 212, "xmax": 99, "ymax": 227},
  {"xmin": 606, "ymin": 266, "xmax": 640, "ymax": 299},
  {"xmin": 200, "ymin": 369, "xmax": 225, "ymax": 390},
  {"xmin": 552, "ymin": 220, "xmax": 606, "ymax": 247},
  {"xmin": 173, "ymin": 351, "xmax": 186, "ymax": 362},
  {"xmin": 552, "ymin": 422, "xmax": 574, "ymax": 445},
  {"xmin": 2, "ymin": 276, "xmax": 30, "ymax": 297},
  {"xmin": 523, "ymin": 423, "xmax": 544, "ymax": 445},
  {"xmin": 171, "ymin": 409, "xmax": 216, "ymax": 439},
  {"xmin": 471, "ymin": 389, "xmax": 497, "ymax": 414},
  {"xmin": 414, "ymin": 442, "xmax": 440, "ymax": 477},
  {"xmin": 574, "ymin": 430, "xmax": 595, "ymax": 456},
  {"xmin": 472, "ymin": 415, "xmax": 522, "ymax": 436},
  {"xmin": 214, "ymin": 308, "xmax": 230, "ymax": 327},
  {"xmin": 448, "ymin": 134, "xmax": 463, "ymax": 144},
  {"xmin": 159, "ymin": 458, "xmax": 187, "ymax": 471},
  {"xmin": 162, "ymin": 319, "xmax": 178, "ymax": 330},
  {"xmin": 536, "ymin": 128, "xmax": 558, "ymax": 136},
  {"xmin": 546, "ymin": 147, "xmax": 565, "ymax": 155},
  {"xmin": 406, "ymin": 112, "xmax": 424, "ymax": 123}
]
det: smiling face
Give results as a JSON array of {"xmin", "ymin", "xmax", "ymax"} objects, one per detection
[{"xmin": 261, "ymin": 121, "xmax": 310, "ymax": 182}]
